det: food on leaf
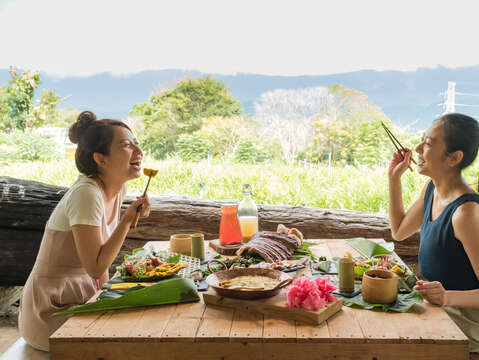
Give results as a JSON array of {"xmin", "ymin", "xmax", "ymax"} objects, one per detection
[
  {"xmin": 118, "ymin": 255, "xmax": 187, "ymax": 281},
  {"xmin": 391, "ymin": 264, "xmax": 405, "ymax": 275}
]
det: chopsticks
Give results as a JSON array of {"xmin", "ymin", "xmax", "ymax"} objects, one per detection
[
  {"xmin": 131, "ymin": 168, "xmax": 158, "ymax": 228},
  {"xmin": 131, "ymin": 178, "xmax": 151, "ymax": 228},
  {"xmin": 381, "ymin": 122, "xmax": 417, "ymax": 172}
]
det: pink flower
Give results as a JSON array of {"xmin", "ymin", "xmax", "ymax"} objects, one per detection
[{"xmin": 285, "ymin": 276, "xmax": 337, "ymax": 310}]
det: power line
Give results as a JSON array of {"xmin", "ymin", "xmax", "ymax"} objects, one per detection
[
  {"xmin": 455, "ymin": 104, "xmax": 479, "ymax": 107},
  {"xmin": 456, "ymin": 92, "xmax": 479, "ymax": 97}
]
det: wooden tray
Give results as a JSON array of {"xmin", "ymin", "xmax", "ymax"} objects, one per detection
[
  {"xmin": 209, "ymin": 239, "xmax": 242, "ymax": 255},
  {"xmin": 203, "ymin": 289, "xmax": 342, "ymax": 325}
]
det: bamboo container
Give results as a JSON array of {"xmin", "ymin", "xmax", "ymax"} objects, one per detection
[
  {"xmin": 170, "ymin": 234, "xmax": 192, "ymax": 255},
  {"xmin": 190, "ymin": 233, "xmax": 205, "ymax": 260},
  {"xmin": 362, "ymin": 269, "xmax": 398, "ymax": 304},
  {"xmin": 338, "ymin": 257, "xmax": 355, "ymax": 293}
]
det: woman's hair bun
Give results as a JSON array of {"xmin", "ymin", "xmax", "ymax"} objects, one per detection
[{"xmin": 69, "ymin": 111, "xmax": 97, "ymax": 144}]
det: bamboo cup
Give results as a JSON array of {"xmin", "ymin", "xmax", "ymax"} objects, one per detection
[
  {"xmin": 170, "ymin": 234, "xmax": 192, "ymax": 256},
  {"xmin": 190, "ymin": 233, "xmax": 205, "ymax": 260},
  {"xmin": 362, "ymin": 269, "xmax": 398, "ymax": 304},
  {"xmin": 338, "ymin": 257, "xmax": 355, "ymax": 293}
]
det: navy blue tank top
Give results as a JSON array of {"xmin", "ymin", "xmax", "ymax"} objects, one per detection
[{"xmin": 419, "ymin": 181, "xmax": 479, "ymax": 291}]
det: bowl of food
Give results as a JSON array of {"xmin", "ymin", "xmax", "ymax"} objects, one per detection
[
  {"xmin": 205, "ymin": 267, "xmax": 292, "ymax": 300},
  {"xmin": 361, "ymin": 268, "xmax": 398, "ymax": 304}
]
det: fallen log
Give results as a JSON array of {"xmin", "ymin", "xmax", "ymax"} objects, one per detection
[
  {"xmin": 123, "ymin": 198, "xmax": 419, "ymax": 255},
  {"xmin": 0, "ymin": 177, "xmax": 419, "ymax": 285},
  {"xmin": 0, "ymin": 286, "xmax": 22, "ymax": 312}
]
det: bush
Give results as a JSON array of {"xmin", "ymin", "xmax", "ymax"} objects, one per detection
[
  {"xmin": 234, "ymin": 140, "xmax": 269, "ymax": 163},
  {"xmin": 0, "ymin": 130, "xmax": 62, "ymax": 162},
  {"xmin": 175, "ymin": 134, "xmax": 211, "ymax": 162}
]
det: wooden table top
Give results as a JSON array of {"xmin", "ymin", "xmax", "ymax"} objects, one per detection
[{"xmin": 50, "ymin": 239, "xmax": 469, "ymax": 360}]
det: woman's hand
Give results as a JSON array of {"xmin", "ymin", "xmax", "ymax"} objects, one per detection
[
  {"xmin": 137, "ymin": 194, "xmax": 151, "ymax": 218},
  {"xmin": 122, "ymin": 196, "xmax": 150, "ymax": 224},
  {"xmin": 414, "ymin": 280, "xmax": 447, "ymax": 306},
  {"xmin": 388, "ymin": 149, "xmax": 412, "ymax": 180}
]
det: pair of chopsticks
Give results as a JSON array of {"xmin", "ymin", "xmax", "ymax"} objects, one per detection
[
  {"xmin": 381, "ymin": 122, "xmax": 417, "ymax": 172},
  {"xmin": 131, "ymin": 168, "xmax": 158, "ymax": 228}
]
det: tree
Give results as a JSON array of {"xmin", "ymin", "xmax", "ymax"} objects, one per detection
[
  {"xmin": 27, "ymin": 90, "xmax": 62, "ymax": 129},
  {"xmin": 195, "ymin": 116, "xmax": 250, "ymax": 157},
  {"xmin": 130, "ymin": 76, "xmax": 243, "ymax": 159},
  {"xmin": 0, "ymin": 67, "xmax": 41, "ymax": 131},
  {"xmin": 305, "ymin": 86, "xmax": 404, "ymax": 166},
  {"xmin": 0, "ymin": 67, "xmax": 65, "ymax": 131},
  {"xmin": 254, "ymin": 87, "xmax": 328, "ymax": 164},
  {"xmin": 176, "ymin": 133, "xmax": 211, "ymax": 162}
]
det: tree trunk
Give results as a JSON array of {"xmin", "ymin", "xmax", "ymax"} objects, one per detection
[{"xmin": 0, "ymin": 177, "xmax": 419, "ymax": 286}]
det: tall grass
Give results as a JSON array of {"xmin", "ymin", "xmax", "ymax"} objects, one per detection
[{"xmin": 5, "ymin": 156, "xmax": 467, "ymax": 214}]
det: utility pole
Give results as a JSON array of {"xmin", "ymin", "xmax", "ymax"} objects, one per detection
[{"xmin": 444, "ymin": 81, "xmax": 456, "ymax": 114}]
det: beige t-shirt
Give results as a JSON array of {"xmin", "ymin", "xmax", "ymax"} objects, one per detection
[{"xmin": 47, "ymin": 176, "xmax": 121, "ymax": 235}]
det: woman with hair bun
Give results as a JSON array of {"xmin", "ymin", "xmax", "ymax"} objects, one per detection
[
  {"xmin": 18, "ymin": 111, "xmax": 151, "ymax": 352},
  {"xmin": 388, "ymin": 113, "xmax": 479, "ymax": 352}
]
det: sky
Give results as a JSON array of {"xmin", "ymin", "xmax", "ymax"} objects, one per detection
[{"xmin": 1, "ymin": 0, "xmax": 478, "ymax": 77}]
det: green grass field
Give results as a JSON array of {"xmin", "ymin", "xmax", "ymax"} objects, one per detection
[{"xmin": 5, "ymin": 157, "xmax": 464, "ymax": 214}]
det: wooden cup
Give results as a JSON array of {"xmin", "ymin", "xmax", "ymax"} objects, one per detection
[
  {"xmin": 362, "ymin": 269, "xmax": 398, "ymax": 304},
  {"xmin": 170, "ymin": 234, "xmax": 192, "ymax": 255},
  {"xmin": 338, "ymin": 257, "xmax": 355, "ymax": 293}
]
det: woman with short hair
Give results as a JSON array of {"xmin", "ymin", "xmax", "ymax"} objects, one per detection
[
  {"xmin": 388, "ymin": 113, "xmax": 479, "ymax": 352},
  {"xmin": 19, "ymin": 111, "xmax": 151, "ymax": 351}
]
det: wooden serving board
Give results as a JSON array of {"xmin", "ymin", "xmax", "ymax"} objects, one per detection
[
  {"xmin": 209, "ymin": 239, "xmax": 242, "ymax": 255},
  {"xmin": 202, "ymin": 289, "xmax": 342, "ymax": 325}
]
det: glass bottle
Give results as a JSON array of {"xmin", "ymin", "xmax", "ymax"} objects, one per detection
[
  {"xmin": 237, "ymin": 184, "xmax": 258, "ymax": 243},
  {"xmin": 219, "ymin": 203, "xmax": 242, "ymax": 246}
]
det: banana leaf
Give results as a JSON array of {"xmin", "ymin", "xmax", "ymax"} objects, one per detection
[
  {"xmin": 347, "ymin": 238, "xmax": 394, "ymax": 257},
  {"xmin": 339, "ymin": 290, "xmax": 423, "ymax": 312},
  {"xmin": 53, "ymin": 277, "xmax": 199, "ymax": 316},
  {"xmin": 293, "ymin": 241, "xmax": 317, "ymax": 260},
  {"xmin": 99, "ymin": 276, "xmax": 157, "ymax": 299},
  {"xmin": 397, "ymin": 274, "xmax": 419, "ymax": 293}
]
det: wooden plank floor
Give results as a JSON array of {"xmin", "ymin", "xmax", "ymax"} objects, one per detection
[{"xmin": 50, "ymin": 239, "xmax": 470, "ymax": 360}]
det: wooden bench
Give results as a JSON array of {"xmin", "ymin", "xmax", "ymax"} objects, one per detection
[{"xmin": 0, "ymin": 339, "xmax": 49, "ymax": 360}]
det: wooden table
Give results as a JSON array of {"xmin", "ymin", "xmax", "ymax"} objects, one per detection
[{"xmin": 50, "ymin": 239, "xmax": 469, "ymax": 360}]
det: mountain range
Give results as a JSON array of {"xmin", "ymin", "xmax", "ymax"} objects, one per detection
[{"xmin": 2, "ymin": 65, "xmax": 479, "ymax": 131}]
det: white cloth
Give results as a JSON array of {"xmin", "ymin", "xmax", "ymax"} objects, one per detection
[{"xmin": 47, "ymin": 176, "xmax": 120, "ymax": 232}]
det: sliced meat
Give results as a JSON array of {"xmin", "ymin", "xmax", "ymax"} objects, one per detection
[
  {"xmin": 262, "ymin": 237, "xmax": 293, "ymax": 258},
  {"xmin": 255, "ymin": 240, "xmax": 285, "ymax": 261},
  {"xmin": 254, "ymin": 231, "xmax": 301, "ymax": 249},
  {"xmin": 259, "ymin": 238, "xmax": 290, "ymax": 260},
  {"xmin": 238, "ymin": 231, "xmax": 299, "ymax": 262},
  {"xmin": 236, "ymin": 244, "xmax": 275, "ymax": 263},
  {"xmin": 249, "ymin": 242, "xmax": 280, "ymax": 262}
]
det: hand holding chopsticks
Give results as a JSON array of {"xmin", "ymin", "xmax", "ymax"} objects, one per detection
[
  {"xmin": 381, "ymin": 122, "xmax": 417, "ymax": 172},
  {"xmin": 131, "ymin": 168, "xmax": 158, "ymax": 228}
]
